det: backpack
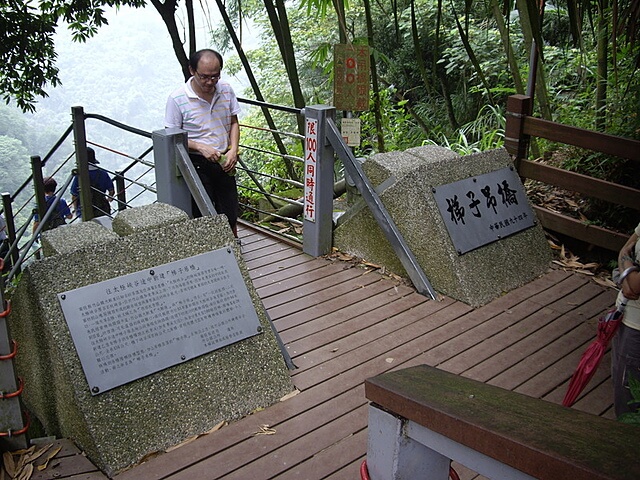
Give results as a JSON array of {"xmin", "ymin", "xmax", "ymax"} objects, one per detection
[
  {"xmin": 42, "ymin": 196, "xmax": 66, "ymax": 231},
  {"xmin": 91, "ymin": 187, "xmax": 111, "ymax": 217}
]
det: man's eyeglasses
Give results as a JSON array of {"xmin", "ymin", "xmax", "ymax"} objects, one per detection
[{"xmin": 195, "ymin": 71, "xmax": 221, "ymax": 82}]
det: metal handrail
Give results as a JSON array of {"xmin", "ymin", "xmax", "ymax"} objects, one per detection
[{"xmin": 1, "ymin": 99, "xmax": 314, "ymax": 278}]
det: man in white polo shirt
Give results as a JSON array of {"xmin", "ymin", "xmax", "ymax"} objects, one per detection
[{"xmin": 165, "ymin": 49, "xmax": 241, "ymax": 237}]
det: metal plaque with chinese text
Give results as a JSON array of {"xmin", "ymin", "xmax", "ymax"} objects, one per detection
[
  {"xmin": 58, "ymin": 248, "xmax": 262, "ymax": 395},
  {"xmin": 433, "ymin": 166, "xmax": 536, "ymax": 254}
]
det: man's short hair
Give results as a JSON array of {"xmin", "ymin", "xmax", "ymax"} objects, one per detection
[
  {"xmin": 43, "ymin": 176, "xmax": 57, "ymax": 193},
  {"xmin": 189, "ymin": 49, "xmax": 224, "ymax": 71}
]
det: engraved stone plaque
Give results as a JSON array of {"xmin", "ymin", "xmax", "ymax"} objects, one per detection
[
  {"xmin": 58, "ymin": 248, "xmax": 262, "ymax": 395},
  {"xmin": 433, "ymin": 166, "xmax": 536, "ymax": 254}
]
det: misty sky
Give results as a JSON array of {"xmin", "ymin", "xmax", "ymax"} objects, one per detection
[{"xmin": 38, "ymin": 6, "xmax": 250, "ymax": 131}]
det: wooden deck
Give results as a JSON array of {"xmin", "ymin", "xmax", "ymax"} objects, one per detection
[{"xmin": 31, "ymin": 224, "xmax": 618, "ymax": 479}]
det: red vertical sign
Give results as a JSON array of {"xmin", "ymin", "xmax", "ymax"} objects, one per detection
[{"xmin": 304, "ymin": 118, "xmax": 318, "ymax": 222}]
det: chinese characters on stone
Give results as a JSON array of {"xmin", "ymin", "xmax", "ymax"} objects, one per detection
[
  {"xmin": 80, "ymin": 262, "xmax": 243, "ymax": 375},
  {"xmin": 446, "ymin": 179, "xmax": 525, "ymax": 230}
]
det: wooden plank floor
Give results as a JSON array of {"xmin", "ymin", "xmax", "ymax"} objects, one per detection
[{"xmin": 31, "ymin": 224, "xmax": 619, "ymax": 479}]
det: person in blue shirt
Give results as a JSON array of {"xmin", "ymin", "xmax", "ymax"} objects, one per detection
[
  {"xmin": 32, "ymin": 176, "xmax": 72, "ymax": 233},
  {"xmin": 70, "ymin": 147, "xmax": 115, "ymax": 218},
  {"xmin": 0, "ymin": 213, "xmax": 10, "ymax": 272}
]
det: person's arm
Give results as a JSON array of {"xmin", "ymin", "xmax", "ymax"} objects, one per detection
[
  {"xmin": 221, "ymin": 115, "xmax": 240, "ymax": 173},
  {"xmin": 104, "ymin": 173, "xmax": 115, "ymax": 200},
  {"xmin": 187, "ymin": 139, "xmax": 223, "ymax": 162},
  {"xmin": 166, "ymin": 94, "xmax": 223, "ymax": 162},
  {"xmin": 618, "ymin": 231, "xmax": 640, "ymax": 300},
  {"xmin": 60, "ymin": 198, "xmax": 72, "ymax": 220}
]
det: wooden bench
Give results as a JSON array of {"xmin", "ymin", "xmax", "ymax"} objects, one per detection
[{"xmin": 364, "ymin": 365, "xmax": 639, "ymax": 480}]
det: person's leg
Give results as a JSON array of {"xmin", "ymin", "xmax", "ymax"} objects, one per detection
[
  {"xmin": 189, "ymin": 154, "xmax": 217, "ymax": 218},
  {"xmin": 0, "ymin": 239, "xmax": 10, "ymax": 272},
  {"xmin": 611, "ymin": 323, "xmax": 640, "ymax": 417},
  {"xmin": 209, "ymin": 162, "xmax": 239, "ymax": 237}
]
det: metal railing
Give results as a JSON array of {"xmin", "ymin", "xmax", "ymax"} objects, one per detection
[
  {"xmin": 0, "ymin": 98, "xmax": 314, "ymax": 447},
  {"xmin": 0, "ymin": 100, "xmax": 312, "ymax": 281},
  {"xmin": 0, "ymin": 99, "xmax": 445, "ymax": 447}
]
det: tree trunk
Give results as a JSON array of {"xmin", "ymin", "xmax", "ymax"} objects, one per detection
[
  {"xmin": 491, "ymin": 0, "xmax": 525, "ymax": 95},
  {"xmin": 214, "ymin": 0, "xmax": 299, "ymax": 180},
  {"xmin": 270, "ymin": 0, "xmax": 307, "ymax": 135},
  {"xmin": 595, "ymin": 0, "xmax": 608, "ymax": 132},
  {"xmin": 186, "ymin": 0, "xmax": 196, "ymax": 56},
  {"xmin": 150, "ymin": 0, "xmax": 190, "ymax": 80},
  {"xmin": 363, "ymin": 0, "xmax": 386, "ymax": 152},
  {"xmin": 331, "ymin": 0, "xmax": 348, "ymax": 44},
  {"xmin": 261, "ymin": 179, "xmax": 346, "ymax": 222},
  {"xmin": 516, "ymin": 0, "xmax": 552, "ymax": 120}
]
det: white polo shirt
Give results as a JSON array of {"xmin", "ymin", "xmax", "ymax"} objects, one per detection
[
  {"xmin": 617, "ymin": 223, "xmax": 640, "ymax": 330},
  {"xmin": 165, "ymin": 77, "xmax": 241, "ymax": 152}
]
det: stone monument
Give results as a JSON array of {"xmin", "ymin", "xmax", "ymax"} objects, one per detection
[
  {"xmin": 9, "ymin": 203, "xmax": 293, "ymax": 476},
  {"xmin": 333, "ymin": 147, "xmax": 551, "ymax": 307}
]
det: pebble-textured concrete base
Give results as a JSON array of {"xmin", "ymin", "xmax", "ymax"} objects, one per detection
[
  {"xmin": 9, "ymin": 203, "xmax": 293, "ymax": 477},
  {"xmin": 333, "ymin": 147, "xmax": 551, "ymax": 307}
]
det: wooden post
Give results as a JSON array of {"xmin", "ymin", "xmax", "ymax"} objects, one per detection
[{"xmin": 504, "ymin": 94, "xmax": 532, "ymax": 171}]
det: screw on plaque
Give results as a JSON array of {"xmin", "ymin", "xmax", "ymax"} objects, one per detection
[
  {"xmin": 60, "ymin": 294, "xmax": 66, "ymax": 300},
  {"xmin": 181, "ymin": 355, "xmax": 186, "ymax": 360},
  {"xmin": 257, "ymin": 326, "xmax": 263, "ymax": 333},
  {"xmin": 150, "ymin": 270, "xmax": 155, "ymax": 275},
  {"xmin": 92, "ymin": 387, "xmax": 100, "ymax": 394}
]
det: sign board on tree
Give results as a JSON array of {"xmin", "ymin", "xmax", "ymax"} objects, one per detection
[{"xmin": 333, "ymin": 44, "xmax": 370, "ymax": 111}]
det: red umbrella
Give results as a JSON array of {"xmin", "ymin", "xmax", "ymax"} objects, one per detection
[{"xmin": 562, "ymin": 296, "xmax": 628, "ymax": 407}]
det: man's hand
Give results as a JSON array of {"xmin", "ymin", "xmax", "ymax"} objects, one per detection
[
  {"xmin": 221, "ymin": 149, "xmax": 238, "ymax": 173},
  {"xmin": 618, "ymin": 232, "xmax": 640, "ymax": 300},
  {"xmin": 191, "ymin": 142, "xmax": 222, "ymax": 162}
]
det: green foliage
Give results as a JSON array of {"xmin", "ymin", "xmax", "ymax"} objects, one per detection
[
  {"xmin": 238, "ymin": 105, "xmax": 305, "ymax": 206},
  {"xmin": 0, "ymin": 0, "xmax": 146, "ymax": 113},
  {"xmin": 422, "ymin": 104, "xmax": 505, "ymax": 155},
  {"xmin": 618, "ymin": 375, "xmax": 640, "ymax": 425},
  {"xmin": 355, "ymin": 87, "xmax": 422, "ymax": 155}
]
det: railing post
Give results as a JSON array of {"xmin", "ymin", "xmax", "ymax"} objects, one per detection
[
  {"xmin": 71, "ymin": 106, "xmax": 94, "ymax": 221},
  {"xmin": 2, "ymin": 193, "xmax": 20, "ymax": 276},
  {"xmin": 31, "ymin": 156, "xmax": 46, "ymax": 229},
  {"xmin": 152, "ymin": 128, "xmax": 195, "ymax": 216},
  {"xmin": 504, "ymin": 95, "xmax": 532, "ymax": 171},
  {"xmin": 302, "ymin": 105, "xmax": 336, "ymax": 257},
  {"xmin": 367, "ymin": 405, "xmax": 451, "ymax": 480},
  {"xmin": 115, "ymin": 171, "xmax": 127, "ymax": 212}
]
